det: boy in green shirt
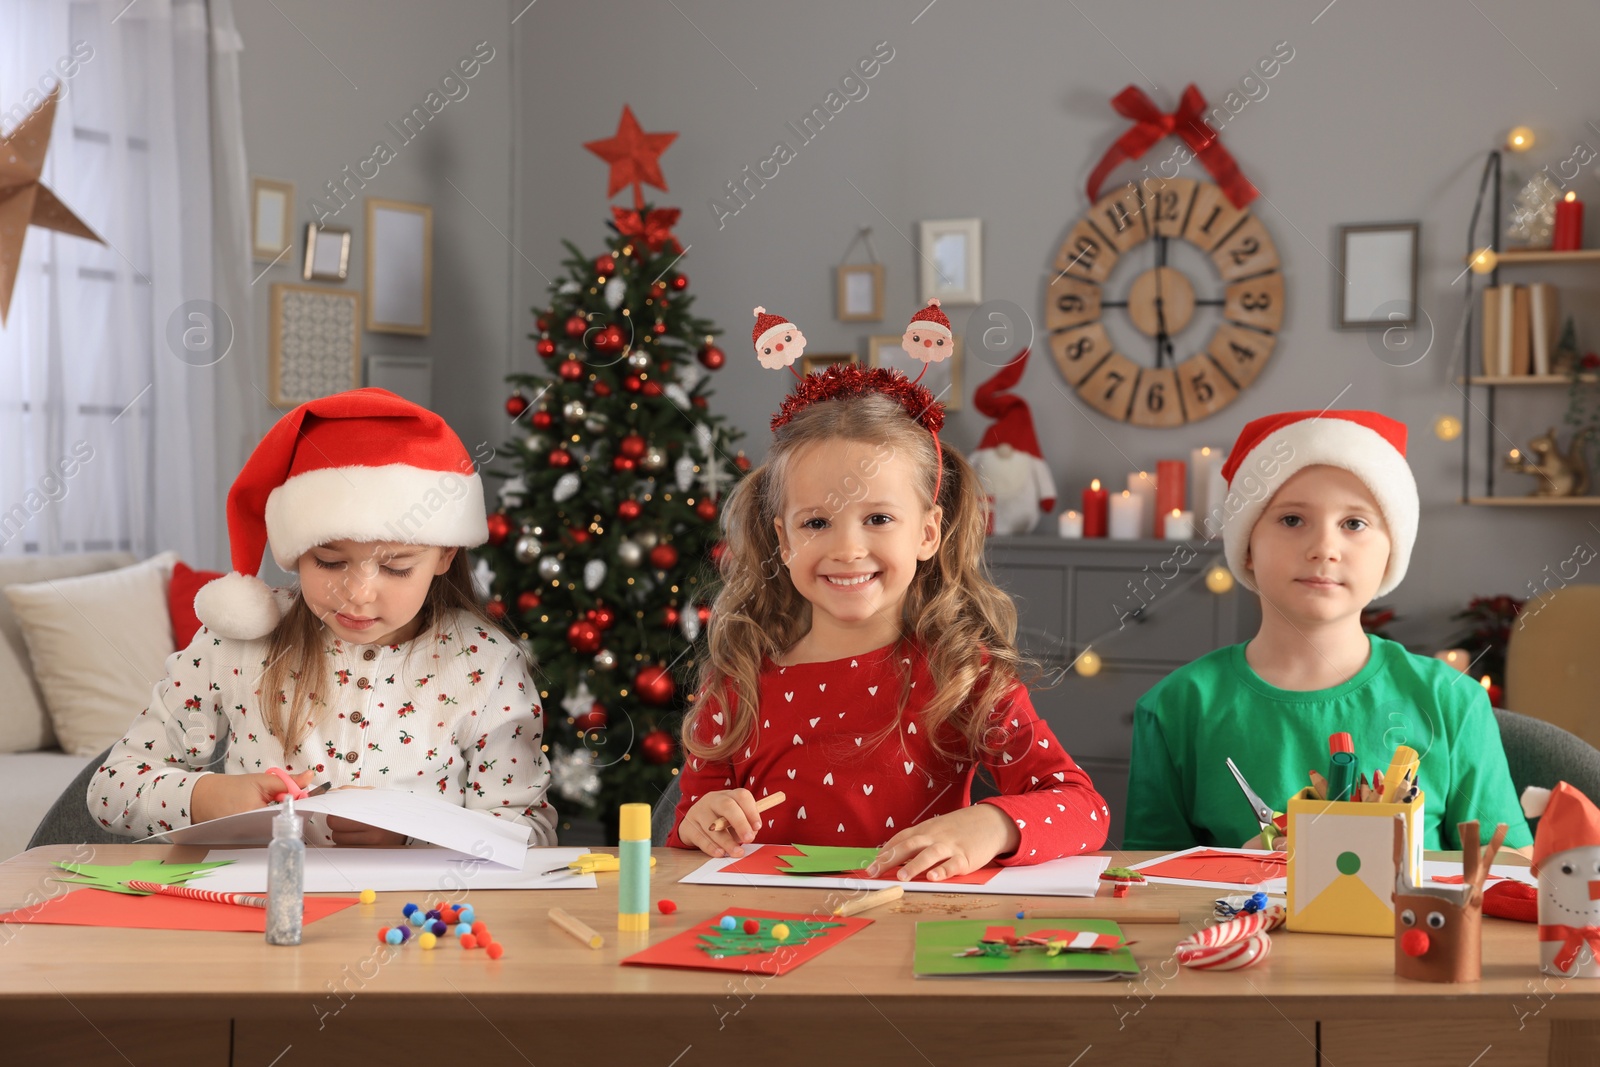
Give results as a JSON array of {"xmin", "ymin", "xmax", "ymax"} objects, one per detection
[{"xmin": 1125, "ymin": 410, "xmax": 1532, "ymax": 853}]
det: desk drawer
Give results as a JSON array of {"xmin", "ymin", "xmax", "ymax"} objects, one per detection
[
  {"xmin": 1028, "ymin": 663, "xmax": 1166, "ymax": 761},
  {"xmin": 989, "ymin": 562, "xmax": 1068, "ymax": 659}
]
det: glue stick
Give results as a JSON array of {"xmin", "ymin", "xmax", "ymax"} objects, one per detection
[{"xmin": 618, "ymin": 802, "xmax": 650, "ymax": 932}]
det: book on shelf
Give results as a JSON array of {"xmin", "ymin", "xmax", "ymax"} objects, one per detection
[
  {"xmin": 1530, "ymin": 282, "xmax": 1557, "ymax": 377},
  {"xmin": 1511, "ymin": 285, "xmax": 1531, "ymax": 376},
  {"xmin": 1479, "ymin": 283, "xmax": 1559, "ymax": 379}
]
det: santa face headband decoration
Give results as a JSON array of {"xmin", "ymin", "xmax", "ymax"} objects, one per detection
[
  {"xmin": 751, "ymin": 306, "xmax": 807, "ymax": 370},
  {"xmin": 901, "ymin": 298, "xmax": 954, "ymax": 363}
]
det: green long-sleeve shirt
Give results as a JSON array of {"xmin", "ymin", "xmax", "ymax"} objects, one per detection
[{"xmin": 1125, "ymin": 635, "xmax": 1532, "ymax": 851}]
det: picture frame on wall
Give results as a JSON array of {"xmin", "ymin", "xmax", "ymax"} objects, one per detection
[
  {"xmin": 918, "ymin": 218, "xmax": 982, "ymax": 305},
  {"xmin": 1337, "ymin": 221, "xmax": 1419, "ymax": 329},
  {"xmin": 869, "ymin": 334, "xmax": 962, "ymax": 411},
  {"xmin": 269, "ymin": 284, "xmax": 361, "ymax": 407},
  {"xmin": 303, "ymin": 223, "xmax": 351, "ymax": 282},
  {"xmin": 800, "ymin": 351, "xmax": 857, "ymax": 376},
  {"xmin": 836, "ymin": 263, "xmax": 884, "ymax": 321},
  {"xmin": 365, "ymin": 197, "xmax": 433, "ymax": 335},
  {"xmin": 365, "ymin": 354, "xmax": 433, "ymax": 408},
  {"xmin": 251, "ymin": 177, "xmax": 294, "ymax": 264}
]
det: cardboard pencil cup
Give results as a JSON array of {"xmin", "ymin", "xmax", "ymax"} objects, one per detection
[{"xmin": 1285, "ymin": 786, "xmax": 1425, "ymax": 937}]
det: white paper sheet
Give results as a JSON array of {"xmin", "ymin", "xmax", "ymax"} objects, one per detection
[
  {"xmin": 139, "ymin": 789, "xmax": 531, "ymax": 868},
  {"xmin": 677, "ymin": 845, "xmax": 1110, "ymax": 898},
  {"xmin": 1129, "ymin": 846, "xmax": 1289, "ymax": 893},
  {"xmin": 191, "ymin": 846, "xmax": 596, "ymax": 894},
  {"xmin": 1421, "ymin": 859, "xmax": 1537, "ymax": 888}
]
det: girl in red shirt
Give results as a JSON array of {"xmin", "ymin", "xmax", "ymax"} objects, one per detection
[{"xmin": 668, "ymin": 304, "xmax": 1107, "ymax": 881}]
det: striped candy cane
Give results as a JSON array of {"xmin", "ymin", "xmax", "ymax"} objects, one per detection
[{"xmin": 126, "ymin": 881, "xmax": 268, "ymax": 908}]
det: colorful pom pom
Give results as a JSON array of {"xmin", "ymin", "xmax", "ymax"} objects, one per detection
[
  {"xmin": 359, "ymin": 889, "xmax": 377, "ymax": 905},
  {"xmin": 419, "ymin": 932, "xmax": 437, "ymax": 950},
  {"xmin": 385, "ymin": 928, "xmax": 404, "ymax": 945},
  {"xmin": 408, "ymin": 911, "xmax": 426, "ymax": 927},
  {"xmin": 772, "ymin": 923, "xmax": 790, "ymax": 941},
  {"xmin": 425, "ymin": 909, "xmax": 440, "ymax": 921},
  {"xmin": 718, "ymin": 915, "xmax": 737, "ymax": 931},
  {"xmin": 486, "ymin": 942, "xmax": 504, "ymax": 960},
  {"xmin": 430, "ymin": 920, "xmax": 447, "ymax": 936},
  {"xmin": 377, "ymin": 927, "xmax": 390, "ymax": 943},
  {"xmin": 458, "ymin": 906, "xmax": 476, "ymax": 926},
  {"xmin": 658, "ymin": 899, "xmax": 677, "ymax": 914},
  {"xmin": 457, "ymin": 923, "xmax": 472, "ymax": 938},
  {"xmin": 474, "ymin": 927, "xmax": 492, "ymax": 943},
  {"xmin": 742, "ymin": 919, "xmax": 760, "ymax": 935},
  {"xmin": 402, "ymin": 902, "xmax": 418, "ymax": 917},
  {"xmin": 397, "ymin": 925, "xmax": 411, "ymax": 942},
  {"xmin": 461, "ymin": 934, "xmax": 478, "ymax": 949}
]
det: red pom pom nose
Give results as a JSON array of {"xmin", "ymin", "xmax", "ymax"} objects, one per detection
[
  {"xmin": 1400, "ymin": 929, "xmax": 1430, "ymax": 957},
  {"xmin": 922, "ymin": 338, "xmax": 932, "ymax": 347},
  {"xmin": 775, "ymin": 342, "xmax": 784, "ymax": 351}
]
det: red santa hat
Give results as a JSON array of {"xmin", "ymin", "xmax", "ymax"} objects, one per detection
[
  {"xmin": 1522, "ymin": 782, "xmax": 1600, "ymax": 876},
  {"xmin": 194, "ymin": 388, "xmax": 487, "ymax": 641},
  {"xmin": 751, "ymin": 306, "xmax": 796, "ymax": 354},
  {"xmin": 905, "ymin": 298, "xmax": 952, "ymax": 339},
  {"xmin": 971, "ymin": 347, "xmax": 1055, "ymax": 513},
  {"xmin": 1219, "ymin": 409, "xmax": 1418, "ymax": 598}
]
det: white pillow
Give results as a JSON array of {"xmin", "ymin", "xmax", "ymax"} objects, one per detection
[{"xmin": 4, "ymin": 552, "xmax": 179, "ymax": 757}]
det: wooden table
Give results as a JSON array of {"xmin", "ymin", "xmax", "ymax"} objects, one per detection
[{"xmin": 1, "ymin": 845, "xmax": 1595, "ymax": 1066}]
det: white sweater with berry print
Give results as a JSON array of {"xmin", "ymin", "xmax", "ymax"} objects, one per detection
[{"xmin": 88, "ymin": 607, "xmax": 557, "ymax": 846}]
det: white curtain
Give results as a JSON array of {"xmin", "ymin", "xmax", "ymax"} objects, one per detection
[{"xmin": 0, "ymin": 0, "xmax": 260, "ymax": 566}]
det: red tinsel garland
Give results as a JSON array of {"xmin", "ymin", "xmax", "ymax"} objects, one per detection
[{"xmin": 770, "ymin": 364, "xmax": 945, "ymax": 436}]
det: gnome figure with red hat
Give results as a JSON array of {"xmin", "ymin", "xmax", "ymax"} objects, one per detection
[
  {"xmin": 1522, "ymin": 782, "xmax": 1600, "ymax": 978},
  {"xmin": 969, "ymin": 347, "xmax": 1056, "ymax": 535}
]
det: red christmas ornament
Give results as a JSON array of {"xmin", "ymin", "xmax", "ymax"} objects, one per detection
[
  {"xmin": 505, "ymin": 392, "xmax": 529, "ymax": 418},
  {"xmin": 536, "ymin": 315, "xmax": 550, "ymax": 332},
  {"xmin": 691, "ymin": 395, "xmax": 708, "ymax": 409},
  {"xmin": 663, "ymin": 606, "xmax": 680, "ymax": 627},
  {"xmin": 634, "ymin": 666, "xmax": 676, "ymax": 707},
  {"xmin": 486, "ymin": 599, "xmax": 507, "ymax": 620},
  {"xmin": 734, "ymin": 453, "xmax": 751, "ymax": 471},
  {"xmin": 617, "ymin": 499, "xmax": 642, "ymax": 521},
  {"xmin": 594, "ymin": 382, "xmax": 613, "ymax": 397},
  {"xmin": 564, "ymin": 314, "xmax": 587, "ymax": 338},
  {"xmin": 623, "ymin": 374, "xmax": 643, "ymax": 393},
  {"xmin": 613, "ymin": 455, "xmax": 637, "ymax": 473},
  {"xmin": 485, "ymin": 512, "xmax": 511, "ymax": 546},
  {"xmin": 695, "ymin": 499, "xmax": 718, "ymax": 522},
  {"xmin": 569, "ymin": 528, "xmax": 591, "ymax": 545},
  {"xmin": 567, "ymin": 620, "xmax": 603, "ymax": 654},
  {"xmin": 548, "ymin": 448, "xmax": 573, "ymax": 469},
  {"xmin": 642, "ymin": 381, "xmax": 663, "ymax": 397},
  {"xmin": 515, "ymin": 590, "xmax": 541, "ymax": 613},
  {"xmin": 641, "ymin": 728, "xmax": 675, "ymax": 764},
  {"xmin": 709, "ymin": 542, "xmax": 727, "ymax": 566},
  {"xmin": 531, "ymin": 410, "xmax": 553, "ymax": 430},
  {"xmin": 651, "ymin": 320, "xmax": 668, "ymax": 335},
  {"xmin": 574, "ymin": 703, "xmax": 608, "ymax": 732},
  {"xmin": 671, "ymin": 274, "xmax": 688, "ymax": 291},
  {"xmin": 650, "ymin": 281, "xmax": 667, "ymax": 297},
  {"xmin": 558, "ymin": 358, "xmax": 584, "ymax": 381},
  {"xmin": 697, "ymin": 344, "xmax": 726, "ymax": 370},
  {"xmin": 595, "ymin": 253, "xmax": 616, "ymax": 276},
  {"xmin": 697, "ymin": 604, "xmax": 712, "ymax": 624},
  {"xmin": 536, "ymin": 338, "xmax": 556, "ymax": 358},
  {"xmin": 593, "ymin": 605, "xmax": 617, "ymax": 629},
  {"xmin": 619, "ymin": 434, "xmax": 647, "ymax": 459},
  {"xmin": 649, "ymin": 543, "xmax": 679, "ymax": 570}
]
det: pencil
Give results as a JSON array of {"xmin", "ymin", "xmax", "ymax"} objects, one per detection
[
  {"xmin": 549, "ymin": 907, "xmax": 604, "ymax": 949},
  {"xmin": 125, "ymin": 880, "xmax": 268, "ymax": 908},
  {"xmin": 708, "ymin": 790, "xmax": 787, "ymax": 834},
  {"xmin": 1308, "ymin": 770, "xmax": 1328, "ymax": 801},
  {"xmin": 1024, "ymin": 907, "xmax": 1181, "ymax": 924},
  {"xmin": 833, "ymin": 884, "xmax": 904, "ymax": 917}
]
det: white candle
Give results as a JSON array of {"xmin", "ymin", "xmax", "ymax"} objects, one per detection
[
  {"xmin": 1108, "ymin": 490, "xmax": 1143, "ymax": 540},
  {"xmin": 1057, "ymin": 509, "xmax": 1084, "ymax": 539},
  {"xmin": 1203, "ymin": 454, "xmax": 1229, "ymax": 540},
  {"xmin": 1127, "ymin": 471, "xmax": 1157, "ymax": 539},
  {"xmin": 1163, "ymin": 508, "xmax": 1194, "ymax": 541},
  {"xmin": 1189, "ymin": 447, "xmax": 1218, "ymax": 520}
]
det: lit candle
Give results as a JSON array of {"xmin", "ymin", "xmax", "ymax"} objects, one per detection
[
  {"xmin": 1553, "ymin": 190, "xmax": 1585, "ymax": 251},
  {"xmin": 1127, "ymin": 471, "xmax": 1157, "ymax": 538},
  {"xmin": 1082, "ymin": 479, "xmax": 1109, "ymax": 538},
  {"xmin": 1154, "ymin": 459, "xmax": 1187, "ymax": 538},
  {"xmin": 1189, "ymin": 447, "xmax": 1218, "ymax": 523},
  {"xmin": 1432, "ymin": 648, "xmax": 1470, "ymax": 673},
  {"xmin": 1058, "ymin": 509, "xmax": 1084, "ymax": 539},
  {"xmin": 1163, "ymin": 508, "xmax": 1194, "ymax": 540},
  {"xmin": 1109, "ymin": 490, "xmax": 1143, "ymax": 540}
]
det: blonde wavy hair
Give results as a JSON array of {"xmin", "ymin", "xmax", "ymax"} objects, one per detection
[
  {"xmin": 685, "ymin": 391, "xmax": 1023, "ymax": 766},
  {"xmin": 258, "ymin": 550, "xmax": 511, "ymax": 758}
]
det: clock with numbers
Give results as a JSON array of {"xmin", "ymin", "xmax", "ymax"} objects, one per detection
[{"xmin": 1046, "ymin": 178, "xmax": 1284, "ymax": 426}]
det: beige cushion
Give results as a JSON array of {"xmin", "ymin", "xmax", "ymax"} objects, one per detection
[
  {"xmin": 4, "ymin": 552, "xmax": 178, "ymax": 757},
  {"xmin": 0, "ymin": 551, "xmax": 135, "ymax": 752}
]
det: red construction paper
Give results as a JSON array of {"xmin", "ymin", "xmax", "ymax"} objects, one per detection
[
  {"xmin": 1139, "ymin": 849, "xmax": 1287, "ymax": 885},
  {"xmin": 621, "ymin": 908, "xmax": 872, "ymax": 974},
  {"xmin": 721, "ymin": 845, "xmax": 1001, "ymax": 886},
  {"xmin": 0, "ymin": 888, "xmax": 358, "ymax": 932}
]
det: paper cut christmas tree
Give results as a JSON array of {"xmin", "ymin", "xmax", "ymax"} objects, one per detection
[
  {"xmin": 53, "ymin": 859, "xmax": 231, "ymax": 896},
  {"xmin": 698, "ymin": 916, "xmax": 842, "ymax": 958}
]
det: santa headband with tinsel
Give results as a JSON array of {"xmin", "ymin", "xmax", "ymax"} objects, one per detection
[{"xmin": 754, "ymin": 302, "xmax": 951, "ymax": 499}]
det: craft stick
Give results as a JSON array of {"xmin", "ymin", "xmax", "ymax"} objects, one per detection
[
  {"xmin": 1025, "ymin": 907, "xmax": 1182, "ymax": 924},
  {"xmin": 125, "ymin": 880, "xmax": 268, "ymax": 908},
  {"xmin": 708, "ymin": 790, "xmax": 787, "ymax": 834},
  {"xmin": 1374, "ymin": 769, "xmax": 1385, "ymax": 797},
  {"xmin": 833, "ymin": 884, "xmax": 904, "ymax": 917},
  {"xmin": 549, "ymin": 907, "xmax": 604, "ymax": 949}
]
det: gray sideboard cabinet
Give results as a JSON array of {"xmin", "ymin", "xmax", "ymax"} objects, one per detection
[{"xmin": 984, "ymin": 535, "xmax": 1261, "ymax": 849}]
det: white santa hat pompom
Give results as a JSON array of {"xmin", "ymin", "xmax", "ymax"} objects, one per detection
[
  {"xmin": 1522, "ymin": 785, "xmax": 1553, "ymax": 820},
  {"xmin": 193, "ymin": 571, "xmax": 283, "ymax": 641}
]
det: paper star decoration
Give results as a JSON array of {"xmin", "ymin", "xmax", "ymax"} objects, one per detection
[
  {"xmin": 0, "ymin": 87, "xmax": 104, "ymax": 327},
  {"xmin": 584, "ymin": 105, "xmax": 677, "ymax": 210}
]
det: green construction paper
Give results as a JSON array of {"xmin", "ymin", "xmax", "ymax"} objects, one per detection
[
  {"xmin": 697, "ymin": 916, "xmax": 843, "ymax": 958},
  {"xmin": 912, "ymin": 919, "xmax": 1140, "ymax": 980},
  {"xmin": 775, "ymin": 844, "xmax": 880, "ymax": 875},
  {"xmin": 52, "ymin": 859, "xmax": 233, "ymax": 896}
]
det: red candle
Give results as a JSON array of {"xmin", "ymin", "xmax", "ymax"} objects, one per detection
[
  {"xmin": 1154, "ymin": 459, "xmax": 1187, "ymax": 538},
  {"xmin": 1082, "ymin": 478, "xmax": 1109, "ymax": 538},
  {"xmin": 1553, "ymin": 191, "xmax": 1585, "ymax": 251}
]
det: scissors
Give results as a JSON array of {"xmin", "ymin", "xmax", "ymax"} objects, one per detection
[
  {"xmin": 1225, "ymin": 758, "xmax": 1286, "ymax": 845},
  {"xmin": 266, "ymin": 767, "xmax": 332, "ymax": 803},
  {"xmin": 542, "ymin": 853, "xmax": 658, "ymax": 877}
]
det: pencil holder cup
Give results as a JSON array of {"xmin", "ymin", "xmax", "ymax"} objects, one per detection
[{"xmin": 1285, "ymin": 787, "xmax": 1425, "ymax": 937}]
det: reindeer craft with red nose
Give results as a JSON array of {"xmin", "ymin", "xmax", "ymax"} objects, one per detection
[{"xmin": 1391, "ymin": 816, "xmax": 1507, "ymax": 983}]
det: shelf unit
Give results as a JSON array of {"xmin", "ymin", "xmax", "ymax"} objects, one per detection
[{"xmin": 1460, "ymin": 151, "xmax": 1600, "ymax": 506}]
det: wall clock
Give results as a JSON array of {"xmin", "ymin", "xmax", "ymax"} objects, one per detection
[{"xmin": 1046, "ymin": 178, "xmax": 1284, "ymax": 426}]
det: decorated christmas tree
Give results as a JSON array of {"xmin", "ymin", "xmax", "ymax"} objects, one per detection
[{"xmin": 481, "ymin": 106, "xmax": 747, "ymax": 834}]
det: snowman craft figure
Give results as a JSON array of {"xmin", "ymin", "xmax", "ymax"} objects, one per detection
[
  {"xmin": 1523, "ymin": 783, "xmax": 1600, "ymax": 978},
  {"xmin": 967, "ymin": 347, "xmax": 1056, "ymax": 535}
]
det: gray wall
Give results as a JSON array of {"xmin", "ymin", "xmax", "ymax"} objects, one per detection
[{"xmin": 240, "ymin": 1, "xmax": 1600, "ymax": 655}]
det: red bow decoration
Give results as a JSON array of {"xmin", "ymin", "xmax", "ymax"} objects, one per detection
[
  {"xmin": 1538, "ymin": 923, "xmax": 1600, "ymax": 973},
  {"xmin": 610, "ymin": 206, "xmax": 682, "ymax": 255},
  {"xmin": 1084, "ymin": 84, "xmax": 1258, "ymax": 210}
]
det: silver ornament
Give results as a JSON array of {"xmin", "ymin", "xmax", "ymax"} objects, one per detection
[
  {"xmin": 553, "ymin": 472, "xmax": 581, "ymax": 503},
  {"xmin": 524, "ymin": 432, "xmax": 550, "ymax": 455},
  {"xmin": 634, "ymin": 529, "xmax": 659, "ymax": 550},
  {"xmin": 604, "ymin": 276, "xmax": 626, "ymax": 309},
  {"xmin": 558, "ymin": 280, "xmax": 581, "ymax": 294},
  {"xmin": 593, "ymin": 648, "xmax": 618, "ymax": 671},
  {"xmin": 664, "ymin": 383, "xmax": 691, "ymax": 409},
  {"xmin": 674, "ymin": 454, "xmax": 696, "ymax": 492},
  {"xmin": 537, "ymin": 555, "xmax": 563, "ymax": 581},
  {"xmin": 642, "ymin": 446, "xmax": 666, "ymax": 471},
  {"xmin": 617, "ymin": 540, "xmax": 643, "ymax": 567},
  {"xmin": 583, "ymin": 558, "xmax": 607, "ymax": 591},
  {"xmin": 679, "ymin": 605, "xmax": 702, "ymax": 642},
  {"xmin": 626, "ymin": 350, "xmax": 650, "ymax": 371},
  {"xmin": 514, "ymin": 533, "xmax": 542, "ymax": 563},
  {"xmin": 497, "ymin": 475, "xmax": 527, "ymax": 507},
  {"xmin": 563, "ymin": 399, "xmax": 586, "ymax": 422}
]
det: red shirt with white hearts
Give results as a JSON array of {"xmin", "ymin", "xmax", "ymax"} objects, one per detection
[{"xmin": 666, "ymin": 642, "xmax": 1108, "ymax": 863}]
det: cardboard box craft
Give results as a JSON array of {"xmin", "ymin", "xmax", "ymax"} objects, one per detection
[{"xmin": 1285, "ymin": 787, "xmax": 1425, "ymax": 937}]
